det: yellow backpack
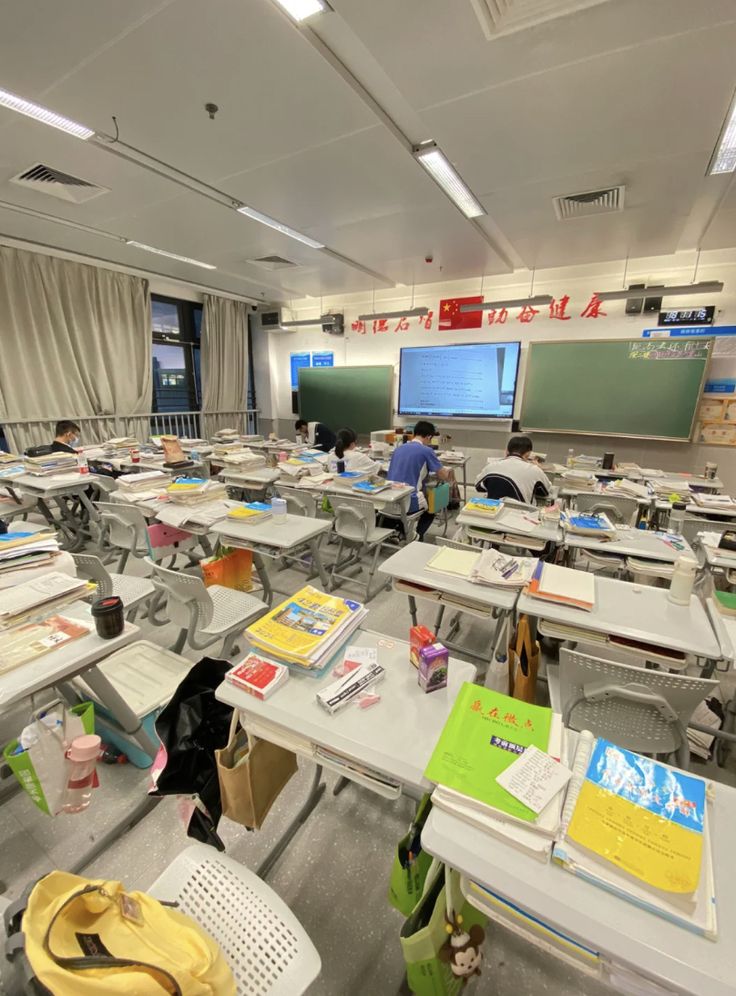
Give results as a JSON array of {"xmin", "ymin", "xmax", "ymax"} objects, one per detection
[{"xmin": 8, "ymin": 870, "xmax": 235, "ymax": 995}]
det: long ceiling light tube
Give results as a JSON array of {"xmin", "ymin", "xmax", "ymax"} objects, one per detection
[
  {"xmin": 236, "ymin": 206, "xmax": 324, "ymax": 249},
  {"xmin": 413, "ymin": 142, "xmax": 486, "ymax": 219},
  {"xmin": 125, "ymin": 241, "xmax": 216, "ymax": 270},
  {"xmin": 272, "ymin": 0, "xmax": 330, "ymax": 22},
  {"xmin": 460, "ymin": 295, "xmax": 553, "ymax": 312},
  {"xmin": 708, "ymin": 88, "xmax": 736, "ymax": 175},
  {"xmin": 280, "ymin": 316, "xmax": 337, "ymax": 328},
  {"xmin": 358, "ymin": 306, "xmax": 429, "ymax": 321},
  {"xmin": 592, "ymin": 281, "xmax": 723, "ymax": 302},
  {"xmin": 0, "ymin": 86, "xmax": 94, "ymax": 140}
]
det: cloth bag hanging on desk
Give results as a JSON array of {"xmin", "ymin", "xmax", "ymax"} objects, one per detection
[
  {"xmin": 400, "ymin": 864, "xmax": 486, "ymax": 996},
  {"xmin": 3, "ymin": 700, "xmax": 95, "ymax": 816},
  {"xmin": 149, "ymin": 658, "xmax": 232, "ymax": 849},
  {"xmin": 215, "ymin": 710, "xmax": 298, "ymax": 830},
  {"xmin": 389, "ymin": 794, "xmax": 434, "ymax": 916},
  {"xmin": 508, "ymin": 614, "xmax": 539, "ymax": 703},
  {"xmin": 6, "ymin": 870, "xmax": 235, "ymax": 995}
]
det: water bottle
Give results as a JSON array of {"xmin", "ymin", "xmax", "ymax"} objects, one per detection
[
  {"xmin": 336, "ymin": 458, "xmax": 346, "ymax": 474},
  {"xmin": 566, "ymin": 448, "xmax": 574, "ymax": 468},
  {"xmin": 190, "ymin": 448, "xmax": 199, "ymax": 464},
  {"xmin": 271, "ymin": 496, "xmax": 287, "ymax": 525},
  {"xmin": 62, "ymin": 734, "xmax": 101, "ymax": 813},
  {"xmin": 669, "ymin": 501, "xmax": 687, "ymax": 535},
  {"xmin": 667, "ymin": 555, "xmax": 698, "ymax": 606},
  {"xmin": 76, "ymin": 450, "xmax": 89, "ymax": 475}
]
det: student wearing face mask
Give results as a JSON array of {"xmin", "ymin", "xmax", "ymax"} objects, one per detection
[{"xmin": 50, "ymin": 420, "xmax": 81, "ymax": 454}]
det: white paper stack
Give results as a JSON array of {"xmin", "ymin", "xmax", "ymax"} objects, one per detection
[
  {"xmin": 560, "ymin": 469, "xmax": 597, "ymax": 491},
  {"xmin": 104, "ymin": 436, "xmax": 138, "ymax": 450},
  {"xmin": 0, "ymin": 571, "xmax": 90, "ymax": 629},
  {"xmin": 692, "ymin": 493, "xmax": 736, "ymax": 511},
  {"xmin": 470, "ymin": 551, "xmax": 539, "ymax": 589},
  {"xmin": 0, "ymin": 531, "xmax": 61, "ymax": 575},
  {"xmin": 23, "ymin": 453, "xmax": 78, "ymax": 476},
  {"xmin": 157, "ymin": 499, "xmax": 233, "ymax": 529},
  {"xmin": 117, "ymin": 470, "xmax": 170, "ymax": 493},
  {"xmin": 166, "ymin": 479, "xmax": 228, "ymax": 506},
  {"xmin": 220, "ymin": 449, "xmax": 267, "ymax": 470},
  {"xmin": 526, "ymin": 562, "xmax": 596, "ymax": 612},
  {"xmin": 604, "ymin": 478, "xmax": 651, "ymax": 499}
]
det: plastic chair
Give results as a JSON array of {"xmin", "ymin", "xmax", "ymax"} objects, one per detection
[
  {"xmin": 552, "ymin": 648, "xmax": 718, "ymax": 769},
  {"xmin": 679, "ymin": 515, "xmax": 728, "ymax": 546},
  {"xmin": 378, "ymin": 491, "xmax": 422, "ymax": 544},
  {"xmin": 96, "ymin": 501, "xmax": 198, "ymax": 572},
  {"xmin": 145, "ymin": 557, "xmax": 267, "ymax": 656},
  {"xmin": 570, "ymin": 547, "xmax": 626, "ymax": 578},
  {"xmin": 275, "ymin": 486, "xmax": 317, "ymax": 518},
  {"xmin": 72, "ymin": 552, "xmax": 155, "ymax": 621},
  {"xmin": 574, "ymin": 492, "xmax": 638, "ymax": 526},
  {"xmin": 329, "ymin": 495, "xmax": 394, "ymax": 601},
  {"xmin": 148, "ymin": 844, "xmax": 321, "ymax": 996}
]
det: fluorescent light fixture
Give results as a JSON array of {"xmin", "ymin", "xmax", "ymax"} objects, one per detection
[
  {"xmin": 460, "ymin": 295, "xmax": 553, "ymax": 312},
  {"xmin": 708, "ymin": 89, "xmax": 736, "ymax": 174},
  {"xmin": 0, "ymin": 87, "xmax": 94, "ymax": 140},
  {"xmin": 281, "ymin": 315, "xmax": 337, "ymax": 328},
  {"xmin": 358, "ymin": 307, "xmax": 429, "ymax": 321},
  {"xmin": 413, "ymin": 142, "xmax": 486, "ymax": 219},
  {"xmin": 272, "ymin": 0, "xmax": 329, "ymax": 20},
  {"xmin": 126, "ymin": 241, "xmax": 216, "ymax": 270},
  {"xmin": 592, "ymin": 281, "xmax": 723, "ymax": 302},
  {"xmin": 237, "ymin": 206, "xmax": 325, "ymax": 249}
]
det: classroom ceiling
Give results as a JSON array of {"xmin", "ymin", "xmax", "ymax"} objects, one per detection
[{"xmin": 0, "ymin": 0, "xmax": 735, "ymax": 301}]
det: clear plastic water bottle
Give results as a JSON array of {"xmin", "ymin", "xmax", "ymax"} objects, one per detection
[
  {"xmin": 190, "ymin": 449, "xmax": 199, "ymax": 464},
  {"xmin": 62, "ymin": 734, "xmax": 101, "ymax": 813},
  {"xmin": 77, "ymin": 450, "xmax": 89, "ymax": 475},
  {"xmin": 669, "ymin": 501, "xmax": 687, "ymax": 535},
  {"xmin": 566, "ymin": 448, "xmax": 574, "ymax": 468}
]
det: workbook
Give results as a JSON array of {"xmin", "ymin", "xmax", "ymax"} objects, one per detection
[
  {"xmin": 526, "ymin": 562, "xmax": 595, "ymax": 611},
  {"xmin": 352, "ymin": 479, "xmax": 391, "ymax": 495},
  {"xmin": 563, "ymin": 512, "xmax": 617, "ymax": 539},
  {"xmin": 554, "ymin": 733, "xmax": 716, "ymax": 937},
  {"xmin": 463, "ymin": 497, "xmax": 501, "ymax": 516},
  {"xmin": 425, "ymin": 685, "xmax": 554, "ymax": 824},
  {"xmin": 226, "ymin": 501, "xmax": 272, "ymax": 523},
  {"xmin": 425, "ymin": 547, "xmax": 480, "ymax": 579},
  {"xmin": 470, "ymin": 551, "xmax": 539, "ymax": 590}
]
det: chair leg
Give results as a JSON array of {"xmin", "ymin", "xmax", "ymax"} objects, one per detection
[
  {"xmin": 221, "ymin": 629, "xmax": 241, "ymax": 659},
  {"xmin": 329, "ymin": 538, "xmax": 345, "ymax": 591},
  {"xmin": 170, "ymin": 628, "xmax": 187, "ymax": 655},
  {"xmin": 126, "ymin": 605, "xmax": 139, "ymax": 623},
  {"xmin": 364, "ymin": 542, "xmax": 388, "ymax": 602},
  {"xmin": 117, "ymin": 548, "xmax": 130, "ymax": 573}
]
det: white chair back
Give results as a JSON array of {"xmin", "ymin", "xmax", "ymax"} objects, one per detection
[
  {"xmin": 147, "ymin": 558, "xmax": 214, "ymax": 630},
  {"xmin": 574, "ymin": 492, "xmax": 638, "ymax": 526},
  {"xmin": 331, "ymin": 495, "xmax": 374, "ymax": 543},
  {"xmin": 276, "ymin": 486, "xmax": 317, "ymax": 518}
]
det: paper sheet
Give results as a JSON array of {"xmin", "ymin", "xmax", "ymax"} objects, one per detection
[{"xmin": 495, "ymin": 745, "xmax": 572, "ymax": 815}]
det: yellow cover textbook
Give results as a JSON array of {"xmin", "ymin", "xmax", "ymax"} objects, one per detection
[{"xmin": 246, "ymin": 586, "xmax": 363, "ymax": 664}]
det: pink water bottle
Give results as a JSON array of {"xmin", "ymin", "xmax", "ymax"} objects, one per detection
[{"xmin": 62, "ymin": 734, "xmax": 101, "ymax": 813}]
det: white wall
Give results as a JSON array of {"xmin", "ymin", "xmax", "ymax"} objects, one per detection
[{"xmin": 258, "ymin": 248, "xmax": 736, "ymax": 489}]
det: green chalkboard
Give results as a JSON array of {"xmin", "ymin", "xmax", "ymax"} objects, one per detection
[
  {"xmin": 520, "ymin": 338, "xmax": 712, "ymax": 440},
  {"xmin": 298, "ymin": 365, "xmax": 393, "ymax": 436}
]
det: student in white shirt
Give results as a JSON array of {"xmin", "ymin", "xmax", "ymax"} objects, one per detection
[
  {"xmin": 328, "ymin": 428, "xmax": 378, "ymax": 475},
  {"xmin": 475, "ymin": 435, "xmax": 550, "ymax": 503}
]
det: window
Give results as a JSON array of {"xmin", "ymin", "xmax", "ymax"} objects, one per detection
[{"xmin": 151, "ymin": 295, "xmax": 202, "ymax": 415}]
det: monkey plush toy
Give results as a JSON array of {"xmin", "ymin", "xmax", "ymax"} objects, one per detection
[{"xmin": 439, "ymin": 914, "xmax": 485, "ymax": 982}]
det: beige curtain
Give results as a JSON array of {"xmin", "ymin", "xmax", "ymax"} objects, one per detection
[
  {"xmin": 0, "ymin": 247, "xmax": 152, "ymax": 451},
  {"xmin": 201, "ymin": 294, "xmax": 249, "ymax": 437}
]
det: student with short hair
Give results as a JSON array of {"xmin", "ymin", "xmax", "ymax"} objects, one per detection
[
  {"xmin": 386, "ymin": 420, "xmax": 450, "ymax": 539},
  {"xmin": 475, "ymin": 435, "xmax": 550, "ymax": 503},
  {"xmin": 328, "ymin": 428, "xmax": 378, "ymax": 475},
  {"xmin": 295, "ymin": 418, "xmax": 336, "ymax": 453},
  {"xmin": 51, "ymin": 420, "xmax": 81, "ymax": 454}
]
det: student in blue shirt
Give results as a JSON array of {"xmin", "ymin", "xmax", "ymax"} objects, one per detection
[{"xmin": 386, "ymin": 420, "xmax": 450, "ymax": 539}]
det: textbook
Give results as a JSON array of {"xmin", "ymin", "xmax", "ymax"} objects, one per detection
[
  {"xmin": 714, "ymin": 590, "xmax": 736, "ymax": 618},
  {"xmin": 463, "ymin": 497, "xmax": 502, "ymax": 516},
  {"xmin": 425, "ymin": 684, "xmax": 554, "ymax": 823},
  {"xmin": 227, "ymin": 501, "xmax": 272, "ymax": 524},
  {"xmin": 425, "ymin": 547, "xmax": 480, "ymax": 579},
  {"xmin": 0, "ymin": 615, "xmax": 92, "ymax": 673},
  {"xmin": 0, "ymin": 572, "xmax": 90, "ymax": 629},
  {"xmin": 352, "ymin": 479, "xmax": 391, "ymax": 495},
  {"xmin": 526, "ymin": 562, "xmax": 595, "ymax": 612},
  {"xmin": 246, "ymin": 586, "xmax": 368, "ymax": 669},
  {"xmin": 470, "ymin": 551, "xmax": 539, "ymax": 590},
  {"xmin": 226, "ymin": 653, "xmax": 289, "ymax": 700},
  {"xmin": 554, "ymin": 733, "xmax": 716, "ymax": 937},
  {"xmin": 562, "ymin": 512, "xmax": 617, "ymax": 539}
]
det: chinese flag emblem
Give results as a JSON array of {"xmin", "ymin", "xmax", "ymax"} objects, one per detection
[{"xmin": 438, "ymin": 296, "xmax": 483, "ymax": 330}]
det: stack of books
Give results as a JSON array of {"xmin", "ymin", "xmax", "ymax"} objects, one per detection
[
  {"xmin": 212, "ymin": 442, "xmax": 247, "ymax": 457},
  {"xmin": 470, "ymin": 550, "xmax": 539, "ymax": 589},
  {"xmin": 526, "ymin": 562, "xmax": 596, "ymax": 611},
  {"xmin": 156, "ymin": 500, "xmax": 232, "ymax": 530},
  {"xmin": 650, "ymin": 478, "xmax": 692, "ymax": 499},
  {"xmin": 692, "ymin": 493, "xmax": 736, "ymax": 512},
  {"xmin": 603, "ymin": 478, "xmax": 651, "ymax": 499},
  {"xmin": 296, "ymin": 472, "xmax": 334, "ymax": 490},
  {"xmin": 1, "ymin": 615, "xmax": 92, "ymax": 674},
  {"xmin": 104, "ymin": 436, "xmax": 138, "ymax": 450},
  {"xmin": 23, "ymin": 452, "xmax": 78, "ymax": 476},
  {"xmin": 0, "ymin": 531, "xmax": 61, "ymax": 577},
  {"xmin": 0, "ymin": 464, "xmax": 24, "ymax": 481},
  {"xmin": 554, "ymin": 733, "xmax": 716, "ymax": 937},
  {"xmin": 560, "ymin": 469, "xmax": 597, "ymax": 491},
  {"xmin": 426, "ymin": 685, "xmax": 565, "ymax": 861},
  {"xmin": 463, "ymin": 497, "xmax": 502, "ymax": 517},
  {"xmin": 117, "ymin": 470, "xmax": 169, "ymax": 494},
  {"xmin": 240, "ymin": 434, "xmax": 264, "ymax": 445},
  {"xmin": 246, "ymin": 585, "xmax": 368, "ymax": 671},
  {"xmin": 562, "ymin": 511, "xmax": 617, "ymax": 539},
  {"xmin": 0, "ymin": 571, "xmax": 91, "ymax": 629},
  {"xmin": 220, "ymin": 449, "xmax": 266, "ymax": 470},
  {"xmin": 212, "ymin": 428, "xmax": 240, "ymax": 442},
  {"xmin": 166, "ymin": 478, "xmax": 227, "ymax": 505},
  {"xmin": 335, "ymin": 470, "xmax": 371, "ymax": 484},
  {"xmin": 0, "ymin": 453, "xmax": 20, "ymax": 464},
  {"xmin": 570, "ymin": 454, "xmax": 601, "ymax": 469},
  {"xmin": 280, "ymin": 457, "xmax": 317, "ymax": 479},
  {"xmin": 226, "ymin": 501, "xmax": 272, "ymax": 524}
]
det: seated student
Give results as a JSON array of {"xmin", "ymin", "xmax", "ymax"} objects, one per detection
[
  {"xmin": 295, "ymin": 418, "xmax": 336, "ymax": 453},
  {"xmin": 386, "ymin": 420, "xmax": 450, "ymax": 540},
  {"xmin": 327, "ymin": 428, "xmax": 379, "ymax": 475},
  {"xmin": 50, "ymin": 420, "xmax": 81, "ymax": 454},
  {"xmin": 475, "ymin": 435, "xmax": 550, "ymax": 503}
]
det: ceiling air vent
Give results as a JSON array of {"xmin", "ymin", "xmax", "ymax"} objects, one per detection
[
  {"xmin": 9, "ymin": 163, "xmax": 109, "ymax": 204},
  {"xmin": 470, "ymin": 0, "xmax": 613, "ymax": 40},
  {"xmin": 553, "ymin": 185, "xmax": 625, "ymax": 221},
  {"xmin": 246, "ymin": 255, "xmax": 297, "ymax": 271}
]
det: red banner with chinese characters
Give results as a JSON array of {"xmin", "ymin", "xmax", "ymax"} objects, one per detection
[{"xmin": 438, "ymin": 295, "xmax": 483, "ymax": 330}]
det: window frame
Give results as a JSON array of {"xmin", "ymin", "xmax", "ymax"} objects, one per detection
[{"xmin": 151, "ymin": 294, "xmax": 203, "ymax": 413}]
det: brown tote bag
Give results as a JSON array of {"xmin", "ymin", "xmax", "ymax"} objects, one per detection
[
  {"xmin": 508, "ymin": 614, "xmax": 540, "ymax": 704},
  {"xmin": 215, "ymin": 711, "xmax": 298, "ymax": 830}
]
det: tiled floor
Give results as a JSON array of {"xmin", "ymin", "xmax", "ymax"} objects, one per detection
[{"xmin": 1, "ymin": 512, "xmax": 734, "ymax": 995}]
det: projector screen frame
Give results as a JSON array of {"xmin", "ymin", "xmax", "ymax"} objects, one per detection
[{"xmin": 397, "ymin": 340, "xmax": 522, "ymax": 420}]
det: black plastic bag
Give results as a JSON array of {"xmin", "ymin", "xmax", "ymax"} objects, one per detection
[{"xmin": 150, "ymin": 657, "xmax": 233, "ymax": 849}]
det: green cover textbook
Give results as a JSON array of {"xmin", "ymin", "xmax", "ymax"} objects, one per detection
[{"xmin": 425, "ymin": 684, "xmax": 552, "ymax": 822}]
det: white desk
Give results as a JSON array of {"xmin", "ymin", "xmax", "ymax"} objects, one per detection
[
  {"xmin": 439, "ymin": 453, "xmax": 471, "ymax": 495},
  {"xmin": 326, "ymin": 482, "xmax": 416, "ymax": 533},
  {"xmin": 379, "ymin": 542, "xmax": 518, "ymax": 666},
  {"xmin": 13, "ymin": 472, "xmax": 103, "ymax": 551},
  {"xmin": 216, "ymin": 627, "xmax": 475, "ymax": 875},
  {"xmin": 458, "ymin": 505, "xmax": 562, "ymax": 549},
  {"xmin": 211, "ymin": 515, "xmax": 332, "ymax": 605},
  {"xmin": 564, "ymin": 527, "xmax": 694, "ymax": 565},
  {"xmin": 517, "ymin": 575, "xmax": 721, "ymax": 666},
  {"xmin": 219, "ymin": 466, "xmax": 281, "ymax": 499},
  {"xmin": 642, "ymin": 471, "xmax": 724, "ymax": 493},
  {"xmin": 422, "ymin": 788, "xmax": 736, "ymax": 996}
]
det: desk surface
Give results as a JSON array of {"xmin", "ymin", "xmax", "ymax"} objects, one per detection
[
  {"xmin": 379, "ymin": 541, "xmax": 519, "ymax": 611},
  {"xmin": 422, "ymin": 789, "xmax": 736, "ymax": 996},
  {"xmin": 220, "ymin": 466, "xmax": 281, "ymax": 485},
  {"xmin": 458, "ymin": 506, "xmax": 562, "ymax": 544},
  {"xmin": 216, "ymin": 628, "xmax": 476, "ymax": 792},
  {"xmin": 517, "ymin": 575, "xmax": 720, "ymax": 659},
  {"xmin": 0, "ymin": 602, "xmax": 138, "ymax": 708},
  {"xmin": 14, "ymin": 472, "xmax": 100, "ymax": 495},
  {"xmin": 212, "ymin": 514, "xmax": 332, "ymax": 550},
  {"xmin": 564, "ymin": 527, "xmax": 694, "ymax": 564},
  {"xmin": 327, "ymin": 481, "xmax": 414, "ymax": 508}
]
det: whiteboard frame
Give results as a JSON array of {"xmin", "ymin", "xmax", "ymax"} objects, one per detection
[{"xmin": 519, "ymin": 336, "xmax": 713, "ymax": 442}]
